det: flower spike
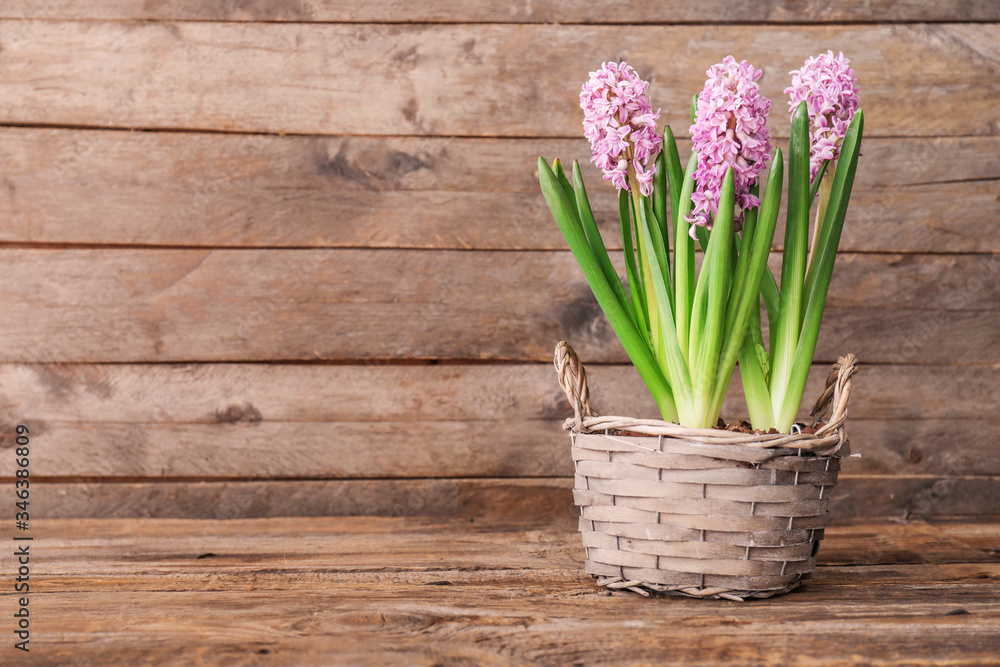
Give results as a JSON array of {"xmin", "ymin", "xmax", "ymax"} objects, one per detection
[
  {"xmin": 580, "ymin": 62, "xmax": 662, "ymax": 196},
  {"xmin": 785, "ymin": 51, "xmax": 860, "ymax": 182},
  {"xmin": 688, "ymin": 56, "xmax": 772, "ymax": 233}
]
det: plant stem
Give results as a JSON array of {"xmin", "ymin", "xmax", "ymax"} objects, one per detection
[
  {"xmin": 673, "ymin": 153, "xmax": 699, "ymax": 364},
  {"xmin": 619, "ymin": 190, "xmax": 649, "ymax": 342},
  {"xmin": 632, "ymin": 186, "xmax": 661, "ymax": 361},
  {"xmin": 805, "ymin": 166, "xmax": 834, "ymax": 287}
]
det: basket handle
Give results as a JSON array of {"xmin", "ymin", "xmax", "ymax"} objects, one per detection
[
  {"xmin": 555, "ymin": 340, "xmax": 857, "ymax": 432},
  {"xmin": 554, "ymin": 341, "xmax": 596, "ymax": 427},
  {"xmin": 810, "ymin": 353, "xmax": 858, "ymax": 433}
]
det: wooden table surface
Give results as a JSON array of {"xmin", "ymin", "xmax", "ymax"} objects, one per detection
[{"xmin": 9, "ymin": 516, "xmax": 998, "ymax": 665}]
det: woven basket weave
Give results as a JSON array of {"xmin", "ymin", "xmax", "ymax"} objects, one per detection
[{"xmin": 554, "ymin": 341, "xmax": 857, "ymax": 600}]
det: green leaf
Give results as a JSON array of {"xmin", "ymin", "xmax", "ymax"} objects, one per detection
[
  {"xmin": 770, "ymin": 102, "xmax": 810, "ymax": 416},
  {"xmin": 776, "ymin": 110, "xmax": 864, "ymax": 431},
  {"xmin": 619, "ymin": 189, "xmax": 649, "ymax": 339},
  {"xmin": 750, "ymin": 296, "xmax": 769, "ymax": 390},
  {"xmin": 687, "ymin": 224, "xmax": 715, "ymax": 373},
  {"xmin": 691, "ymin": 94, "xmax": 698, "ymax": 124},
  {"xmin": 653, "ymin": 145, "xmax": 669, "ymax": 246},
  {"xmin": 808, "ymin": 160, "xmax": 829, "ymax": 203},
  {"xmin": 725, "ymin": 183, "xmax": 760, "ymax": 333},
  {"xmin": 673, "ymin": 152, "xmax": 699, "ymax": 363},
  {"xmin": 737, "ymin": 310, "xmax": 775, "ymax": 431},
  {"xmin": 633, "ymin": 192, "xmax": 661, "ymax": 357},
  {"xmin": 635, "ymin": 194, "xmax": 666, "ymax": 363},
  {"xmin": 553, "ymin": 159, "xmax": 575, "ymax": 206},
  {"xmin": 695, "ymin": 224, "xmax": 711, "ymax": 253},
  {"xmin": 761, "ymin": 269, "xmax": 780, "ymax": 326},
  {"xmin": 572, "ymin": 161, "xmax": 634, "ymax": 322},
  {"xmin": 639, "ymin": 193, "xmax": 674, "ymax": 318},
  {"xmin": 636, "ymin": 193, "xmax": 695, "ymax": 424},
  {"xmin": 760, "ymin": 267, "xmax": 780, "ymax": 367},
  {"xmin": 539, "ymin": 157, "xmax": 678, "ymax": 421},
  {"xmin": 693, "ymin": 168, "xmax": 735, "ymax": 426},
  {"xmin": 664, "ymin": 126, "xmax": 684, "ymax": 231},
  {"xmin": 707, "ymin": 149, "xmax": 783, "ymax": 422},
  {"xmin": 755, "ymin": 343, "xmax": 771, "ymax": 387}
]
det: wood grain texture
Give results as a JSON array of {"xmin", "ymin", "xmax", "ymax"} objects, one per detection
[
  {"xmin": 0, "ymin": 248, "xmax": 997, "ymax": 363},
  {"xmin": 4, "ymin": 0, "xmax": 999, "ymax": 23},
  {"xmin": 19, "ymin": 476, "xmax": 1000, "ymax": 521},
  {"xmin": 1, "ymin": 361, "xmax": 997, "ymax": 425},
  {"xmin": 1, "ymin": 128, "xmax": 996, "ymax": 252},
  {"xmin": 0, "ymin": 6, "xmax": 995, "ymax": 531},
  {"xmin": 0, "ymin": 362, "xmax": 998, "ymax": 478},
  {"xmin": 17, "ymin": 570, "xmax": 1000, "ymax": 665},
  {"xmin": 26, "ymin": 517, "xmax": 1000, "ymax": 571},
  {"xmin": 4, "ymin": 418, "xmax": 998, "ymax": 479},
  {"xmin": 1, "ymin": 517, "xmax": 997, "ymax": 665},
  {"xmin": 0, "ymin": 22, "xmax": 996, "ymax": 137}
]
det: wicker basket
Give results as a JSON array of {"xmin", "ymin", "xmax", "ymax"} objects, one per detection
[{"xmin": 554, "ymin": 341, "xmax": 857, "ymax": 600}]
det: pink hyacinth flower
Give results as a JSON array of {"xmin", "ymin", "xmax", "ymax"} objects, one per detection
[
  {"xmin": 688, "ymin": 56, "xmax": 772, "ymax": 233},
  {"xmin": 580, "ymin": 62, "xmax": 662, "ymax": 196},
  {"xmin": 785, "ymin": 51, "xmax": 860, "ymax": 182}
]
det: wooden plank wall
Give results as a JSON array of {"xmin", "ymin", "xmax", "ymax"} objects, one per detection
[{"xmin": 0, "ymin": 2, "xmax": 997, "ymax": 521}]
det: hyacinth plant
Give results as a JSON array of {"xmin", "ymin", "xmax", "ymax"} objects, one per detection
[
  {"xmin": 746, "ymin": 51, "xmax": 863, "ymax": 432},
  {"xmin": 538, "ymin": 53, "xmax": 863, "ymax": 432}
]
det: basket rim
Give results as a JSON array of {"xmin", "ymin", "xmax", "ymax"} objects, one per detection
[{"xmin": 554, "ymin": 341, "xmax": 857, "ymax": 452}]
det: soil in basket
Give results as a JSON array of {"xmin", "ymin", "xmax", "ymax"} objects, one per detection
[{"xmin": 605, "ymin": 419, "xmax": 826, "ymax": 438}]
